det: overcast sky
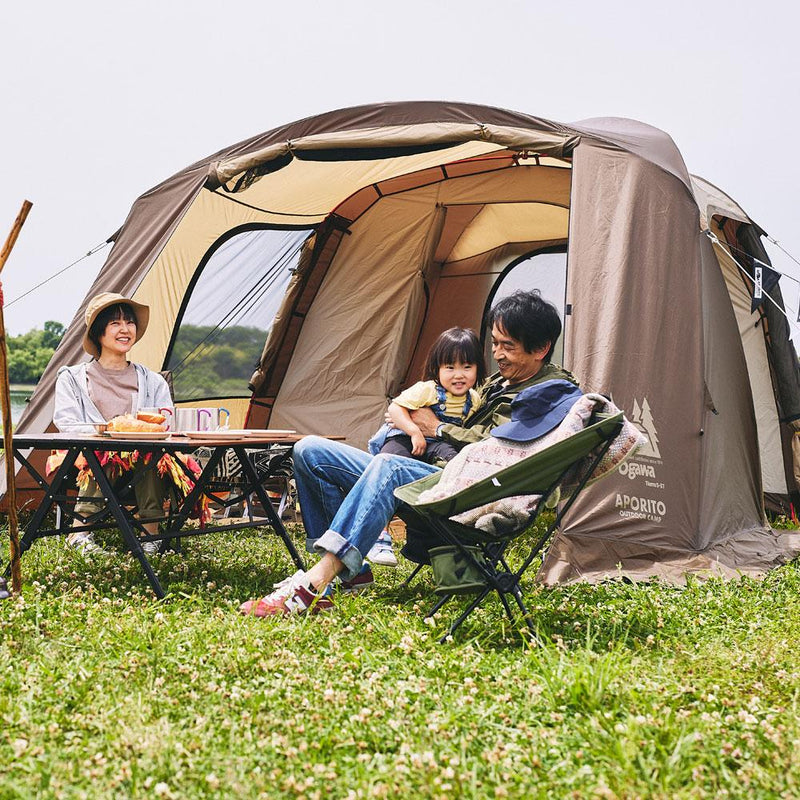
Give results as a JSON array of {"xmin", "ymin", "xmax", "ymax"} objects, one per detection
[{"xmin": 2, "ymin": 0, "xmax": 798, "ymax": 337}]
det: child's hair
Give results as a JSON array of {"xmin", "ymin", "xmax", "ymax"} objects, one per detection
[{"xmin": 422, "ymin": 327, "xmax": 487, "ymax": 384}]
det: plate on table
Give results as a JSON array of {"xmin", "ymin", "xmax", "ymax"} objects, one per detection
[
  {"xmin": 102, "ymin": 430, "xmax": 171, "ymax": 440},
  {"xmin": 246, "ymin": 429, "xmax": 297, "ymax": 436},
  {"xmin": 181, "ymin": 430, "xmax": 253, "ymax": 440}
]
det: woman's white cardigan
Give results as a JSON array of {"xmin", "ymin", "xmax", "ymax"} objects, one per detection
[{"xmin": 53, "ymin": 362, "xmax": 172, "ymax": 434}]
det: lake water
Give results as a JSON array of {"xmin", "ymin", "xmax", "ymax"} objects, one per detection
[{"xmin": 9, "ymin": 388, "xmax": 32, "ymax": 427}]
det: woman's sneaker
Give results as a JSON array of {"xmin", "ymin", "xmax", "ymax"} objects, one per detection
[
  {"xmin": 239, "ymin": 571, "xmax": 334, "ymax": 617},
  {"xmin": 66, "ymin": 531, "xmax": 109, "ymax": 556},
  {"xmin": 366, "ymin": 530, "xmax": 398, "ymax": 567},
  {"xmin": 140, "ymin": 540, "xmax": 161, "ymax": 556}
]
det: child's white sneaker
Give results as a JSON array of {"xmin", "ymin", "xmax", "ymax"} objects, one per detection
[{"xmin": 366, "ymin": 530, "xmax": 398, "ymax": 567}]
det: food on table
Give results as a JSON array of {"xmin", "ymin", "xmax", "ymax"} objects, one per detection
[
  {"xmin": 106, "ymin": 414, "xmax": 167, "ymax": 433},
  {"xmin": 135, "ymin": 411, "xmax": 166, "ymax": 425}
]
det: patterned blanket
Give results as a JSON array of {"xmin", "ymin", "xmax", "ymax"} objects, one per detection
[{"xmin": 417, "ymin": 394, "xmax": 646, "ymax": 535}]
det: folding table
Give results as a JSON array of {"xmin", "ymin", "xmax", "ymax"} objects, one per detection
[{"xmin": 3, "ymin": 431, "xmax": 310, "ymax": 598}]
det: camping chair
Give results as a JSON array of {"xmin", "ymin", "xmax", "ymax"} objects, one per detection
[{"xmin": 393, "ymin": 412, "xmax": 624, "ymax": 643}]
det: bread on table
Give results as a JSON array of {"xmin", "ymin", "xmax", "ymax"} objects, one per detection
[
  {"xmin": 106, "ymin": 414, "xmax": 167, "ymax": 433},
  {"xmin": 135, "ymin": 411, "xmax": 166, "ymax": 425}
]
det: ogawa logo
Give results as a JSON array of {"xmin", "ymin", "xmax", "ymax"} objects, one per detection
[
  {"xmin": 631, "ymin": 397, "xmax": 661, "ymax": 459},
  {"xmin": 618, "ymin": 462, "xmax": 656, "ymax": 480}
]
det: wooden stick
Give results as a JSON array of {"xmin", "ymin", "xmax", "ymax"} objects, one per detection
[{"xmin": 0, "ymin": 200, "xmax": 33, "ymax": 595}]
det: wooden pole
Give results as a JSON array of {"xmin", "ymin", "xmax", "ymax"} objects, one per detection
[{"xmin": 0, "ymin": 200, "xmax": 33, "ymax": 596}]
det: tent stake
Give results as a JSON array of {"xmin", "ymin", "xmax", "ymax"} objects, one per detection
[{"xmin": 0, "ymin": 199, "xmax": 33, "ymax": 597}]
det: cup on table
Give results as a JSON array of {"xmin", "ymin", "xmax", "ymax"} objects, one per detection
[
  {"xmin": 174, "ymin": 407, "xmax": 231, "ymax": 433},
  {"xmin": 197, "ymin": 407, "xmax": 231, "ymax": 432},
  {"xmin": 139, "ymin": 406, "xmax": 175, "ymax": 431}
]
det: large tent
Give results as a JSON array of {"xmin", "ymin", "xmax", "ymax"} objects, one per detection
[{"xmin": 9, "ymin": 101, "xmax": 800, "ymax": 582}]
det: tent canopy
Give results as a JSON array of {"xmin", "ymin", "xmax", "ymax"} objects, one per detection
[{"xmin": 11, "ymin": 101, "xmax": 800, "ymax": 583}]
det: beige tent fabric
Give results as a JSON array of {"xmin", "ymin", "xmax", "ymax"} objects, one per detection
[
  {"xmin": 539, "ymin": 139, "xmax": 781, "ymax": 584},
  {"xmin": 539, "ymin": 527, "xmax": 800, "ymax": 585},
  {"xmin": 214, "ymin": 140, "xmax": 503, "ymax": 221},
  {"xmin": 129, "ymin": 188, "xmax": 278, "ymax": 371},
  {"xmin": 691, "ymin": 174, "xmax": 753, "ymax": 229},
  {"xmin": 447, "ymin": 203, "xmax": 568, "ymax": 262},
  {"xmin": 696, "ymin": 222, "xmax": 768, "ymax": 549},
  {"xmin": 553, "ymin": 142, "xmax": 704, "ymax": 553},
  {"xmin": 266, "ymin": 165, "xmax": 572, "ymax": 445},
  {"xmin": 792, "ymin": 421, "xmax": 800, "ymax": 490},
  {"xmin": 708, "ymin": 221, "xmax": 787, "ymax": 495}
]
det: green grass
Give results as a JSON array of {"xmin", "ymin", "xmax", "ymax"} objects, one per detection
[{"xmin": 2, "ymin": 522, "xmax": 800, "ymax": 799}]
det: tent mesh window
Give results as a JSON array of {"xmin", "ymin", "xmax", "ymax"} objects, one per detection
[
  {"xmin": 165, "ymin": 227, "xmax": 312, "ymax": 402},
  {"xmin": 483, "ymin": 247, "xmax": 567, "ymax": 365}
]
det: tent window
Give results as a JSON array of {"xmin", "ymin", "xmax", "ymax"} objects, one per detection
[
  {"xmin": 166, "ymin": 227, "xmax": 312, "ymax": 402},
  {"xmin": 484, "ymin": 247, "xmax": 568, "ymax": 365}
]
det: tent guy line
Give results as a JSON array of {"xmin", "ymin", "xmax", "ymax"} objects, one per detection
[
  {"xmin": 709, "ymin": 231, "xmax": 800, "ymax": 288},
  {"xmin": 706, "ymin": 231, "xmax": 800, "ymax": 334},
  {"xmin": 767, "ymin": 236, "xmax": 800, "ymax": 274},
  {"xmin": 4, "ymin": 239, "xmax": 111, "ymax": 309}
]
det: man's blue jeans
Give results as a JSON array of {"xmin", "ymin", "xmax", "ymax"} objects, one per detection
[{"xmin": 293, "ymin": 436, "xmax": 440, "ymax": 580}]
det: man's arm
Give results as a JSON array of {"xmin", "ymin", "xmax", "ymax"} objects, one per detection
[{"xmin": 410, "ymin": 396, "xmax": 515, "ymax": 448}]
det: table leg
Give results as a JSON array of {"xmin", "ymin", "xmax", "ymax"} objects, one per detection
[
  {"xmin": 82, "ymin": 448, "xmax": 165, "ymax": 599},
  {"xmin": 233, "ymin": 445, "xmax": 305, "ymax": 571},
  {"xmin": 10, "ymin": 447, "xmax": 80, "ymax": 562},
  {"xmin": 168, "ymin": 447, "xmax": 226, "ymax": 532}
]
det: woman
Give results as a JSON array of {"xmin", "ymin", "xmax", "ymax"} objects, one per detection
[{"xmin": 53, "ymin": 292, "xmax": 173, "ymax": 554}]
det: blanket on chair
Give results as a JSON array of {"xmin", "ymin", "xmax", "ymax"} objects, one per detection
[{"xmin": 417, "ymin": 394, "xmax": 646, "ymax": 536}]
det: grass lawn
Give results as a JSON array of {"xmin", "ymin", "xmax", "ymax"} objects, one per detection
[{"xmin": 2, "ymin": 520, "xmax": 800, "ymax": 799}]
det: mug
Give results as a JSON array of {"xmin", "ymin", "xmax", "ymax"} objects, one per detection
[
  {"xmin": 140, "ymin": 406, "xmax": 175, "ymax": 431},
  {"xmin": 174, "ymin": 408, "xmax": 201, "ymax": 433},
  {"xmin": 174, "ymin": 407, "xmax": 231, "ymax": 433},
  {"xmin": 197, "ymin": 407, "xmax": 231, "ymax": 431}
]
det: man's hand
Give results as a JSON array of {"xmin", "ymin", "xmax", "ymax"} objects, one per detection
[{"xmin": 409, "ymin": 407, "xmax": 441, "ymax": 437}]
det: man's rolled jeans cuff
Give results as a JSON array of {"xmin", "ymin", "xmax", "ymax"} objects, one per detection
[
  {"xmin": 305, "ymin": 537, "xmax": 318, "ymax": 554},
  {"xmin": 314, "ymin": 529, "xmax": 363, "ymax": 581}
]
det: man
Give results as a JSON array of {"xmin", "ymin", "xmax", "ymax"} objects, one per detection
[{"xmin": 240, "ymin": 290, "xmax": 576, "ymax": 617}]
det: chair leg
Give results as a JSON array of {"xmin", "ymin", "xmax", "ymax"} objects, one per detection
[
  {"xmin": 509, "ymin": 582, "xmax": 537, "ymax": 637},
  {"xmin": 401, "ymin": 562, "xmax": 425, "ymax": 589},
  {"xmin": 425, "ymin": 592, "xmax": 451, "ymax": 619},
  {"xmin": 440, "ymin": 587, "xmax": 493, "ymax": 643},
  {"xmin": 495, "ymin": 586, "xmax": 524, "ymax": 634}
]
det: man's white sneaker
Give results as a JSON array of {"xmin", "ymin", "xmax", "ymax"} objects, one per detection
[{"xmin": 239, "ymin": 570, "xmax": 334, "ymax": 617}]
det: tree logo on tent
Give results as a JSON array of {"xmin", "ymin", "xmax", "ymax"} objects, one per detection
[{"xmin": 631, "ymin": 397, "xmax": 660, "ymax": 459}]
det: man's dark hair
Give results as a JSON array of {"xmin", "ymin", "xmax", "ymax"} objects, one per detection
[
  {"xmin": 422, "ymin": 327, "xmax": 487, "ymax": 384},
  {"xmin": 88, "ymin": 303, "xmax": 137, "ymax": 356},
  {"xmin": 488, "ymin": 290, "xmax": 561, "ymax": 362}
]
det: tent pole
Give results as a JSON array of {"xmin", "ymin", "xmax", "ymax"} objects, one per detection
[{"xmin": 0, "ymin": 200, "xmax": 33, "ymax": 598}]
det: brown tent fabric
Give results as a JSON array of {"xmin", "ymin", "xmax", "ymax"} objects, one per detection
[{"xmin": 7, "ymin": 101, "xmax": 800, "ymax": 582}]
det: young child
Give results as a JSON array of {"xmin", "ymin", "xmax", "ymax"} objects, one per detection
[{"xmin": 369, "ymin": 327, "xmax": 486, "ymax": 464}]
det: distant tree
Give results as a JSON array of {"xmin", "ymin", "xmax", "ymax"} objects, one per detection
[
  {"xmin": 41, "ymin": 320, "xmax": 66, "ymax": 349},
  {"xmin": 6, "ymin": 323, "xmax": 65, "ymax": 384},
  {"xmin": 167, "ymin": 323, "xmax": 266, "ymax": 401}
]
